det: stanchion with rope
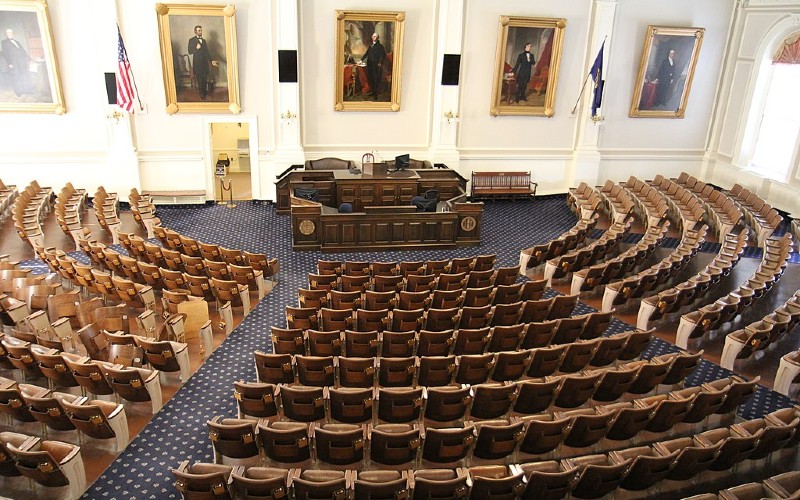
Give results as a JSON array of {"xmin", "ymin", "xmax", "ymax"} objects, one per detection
[{"xmin": 220, "ymin": 178, "xmax": 237, "ymax": 208}]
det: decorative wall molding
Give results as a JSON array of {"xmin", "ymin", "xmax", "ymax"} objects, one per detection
[{"xmin": 745, "ymin": 0, "xmax": 800, "ymax": 8}]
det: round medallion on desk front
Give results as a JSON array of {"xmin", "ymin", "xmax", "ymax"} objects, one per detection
[
  {"xmin": 299, "ymin": 219, "xmax": 316, "ymax": 235},
  {"xmin": 460, "ymin": 216, "xmax": 477, "ymax": 232}
]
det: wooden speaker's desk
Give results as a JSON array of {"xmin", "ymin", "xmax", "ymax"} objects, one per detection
[
  {"xmin": 280, "ymin": 166, "xmax": 482, "ymax": 252},
  {"xmin": 275, "ymin": 167, "xmax": 467, "ymax": 214}
]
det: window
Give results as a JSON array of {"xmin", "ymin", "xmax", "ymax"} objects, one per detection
[
  {"xmin": 749, "ymin": 63, "xmax": 800, "ymax": 180},
  {"xmin": 746, "ymin": 31, "xmax": 800, "ymax": 182}
]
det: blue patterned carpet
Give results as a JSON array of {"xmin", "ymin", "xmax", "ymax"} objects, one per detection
[{"xmin": 81, "ymin": 198, "xmax": 797, "ymax": 499}]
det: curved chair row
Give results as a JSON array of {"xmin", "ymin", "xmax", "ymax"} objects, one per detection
[
  {"xmin": 721, "ymin": 288, "xmax": 800, "ymax": 370},
  {"xmin": 285, "ymin": 295, "xmax": 579, "ymax": 334},
  {"xmin": 174, "ymin": 422, "xmax": 800, "ymax": 500},
  {"xmin": 257, "ymin": 330, "xmax": 651, "ymax": 388},
  {"xmin": 636, "ymin": 229, "xmax": 748, "ymax": 330},
  {"xmin": 11, "ymin": 181, "xmax": 52, "ymax": 249},
  {"xmin": 696, "ymin": 471, "xmax": 800, "ymax": 500},
  {"xmin": 252, "ymin": 350, "xmax": 703, "ymax": 407},
  {"xmin": 567, "ymin": 182, "xmax": 603, "ymax": 221},
  {"xmin": 273, "ymin": 311, "xmax": 616, "ymax": 358},
  {"xmin": 0, "ymin": 376, "xmax": 130, "ymax": 451},
  {"xmin": 597, "ymin": 179, "xmax": 638, "ymax": 225},
  {"xmin": 649, "ymin": 174, "xmax": 708, "ymax": 231},
  {"xmin": 602, "ymin": 226, "xmax": 708, "ymax": 313},
  {"xmin": 571, "ymin": 220, "xmax": 669, "ymax": 295},
  {"xmin": 152, "ymin": 225, "xmax": 279, "ymax": 283},
  {"xmin": 0, "ymin": 337, "xmax": 163, "ymax": 414},
  {"xmin": 0, "ymin": 178, "xmax": 18, "ymax": 223},
  {"xmin": 677, "ymin": 232, "xmax": 793, "ymax": 348},
  {"xmin": 128, "ymin": 188, "xmax": 161, "ymax": 239},
  {"xmin": 205, "ymin": 376, "xmax": 756, "ymax": 474},
  {"xmin": 54, "ymin": 182, "xmax": 89, "ymax": 249},
  {"xmin": 0, "ymin": 430, "xmax": 87, "ymax": 500},
  {"xmin": 299, "ymin": 279, "xmax": 548, "ymax": 312},
  {"xmin": 727, "ymin": 183, "xmax": 783, "ymax": 246},
  {"xmin": 318, "ymin": 255, "xmax": 498, "ymax": 278},
  {"xmin": 308, "ymin": 266, "xmax": 522, "ymax": 296},
  {"xmin": 620, "ymin": 176, "xmax": 671, "ymax": 228},
  {"xmin": 544, "ymin": 218, "xmax": 633, "ymax": 285},
  {"xmin": 93, "ymin": 186, "xmax": 121, "ymax": 244},
  {"xmin": 673, "ymin": 172, "xmax": 745, "ymax": 241},
  {"xmin": 519, "ymin": 215, "xmax": 599, "ymax": 273}
]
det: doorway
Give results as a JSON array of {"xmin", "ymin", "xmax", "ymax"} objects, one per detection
[{"xmin": 211, "ymin": 122, "xmax": 252, "ymax": 201}]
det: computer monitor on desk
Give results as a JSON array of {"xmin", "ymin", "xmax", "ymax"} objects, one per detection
[{"xmin": 395, "ymin": 154, "xmax": 410, "ymax": 171}]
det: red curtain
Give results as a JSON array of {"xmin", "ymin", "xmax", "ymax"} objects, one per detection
[{"xmin": 773, "ymin": 32, "xmax": 800, "ymax": 64}]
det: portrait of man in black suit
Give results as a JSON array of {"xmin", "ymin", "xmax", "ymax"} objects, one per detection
[
  {"xmin": 511, "ymin": 42, "xmax": 535, "ymax": 103},
  {"xmin": 363, "ymin": 32, "xmax": 386, "ymax": 101},
  {"xmin": 187, "ymin": 25, "xmax": 218, "ymax": 100},
  {"xmin": 1, "ymin": 28, "xmax": 32, "ymax": 97}
]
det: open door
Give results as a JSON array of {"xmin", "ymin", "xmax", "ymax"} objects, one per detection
[{"xmin": 211, "ymin": 122, "xmax": 251, "ymax": 201}]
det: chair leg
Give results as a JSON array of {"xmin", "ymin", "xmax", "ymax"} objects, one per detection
[{"xmin": 219, "ymin": 301, "xmax": 233, "ymax": 335}]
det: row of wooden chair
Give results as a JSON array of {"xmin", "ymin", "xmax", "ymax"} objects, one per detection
[
  {"xmin": 257, "ymin": 331, "xmax": 650, "ymax": 389},
  {"xmin": 0, "ymin": 376, "xmax": 130, "ymax": 451},
  {"xmin": 677, "ymin": 232, "xmax": 794, "ymax": 348},
  {"xmin": 601, "ymin": 224, "xmax": 708, "ymax": 313},
  {"xmin": 544, "ymin": 218, "xmax": 633, "ymax": 284},
  {"xmin": 0, "ymin": 430, "xmax": 87, "ymax": 500},
  {"xmin": 693, "ymin": 471, "xmax": 800, "ymax": 500},
  {"xmin": 307, "ymin": 266, "xmax": 521, "ymax": 296},
  {"xmin": 252, "ymin": 351, "xmax": 704, "ymax": 410},
  {"xmin": 213, "ymin": 376, "xmax": 758, "ymax": 475},
  {"xmin": 285, "ymin": 295, "xmax": 579, "ymax": 334},
  {"xmin": 673, "ymin": 172, "xmax": 745, "ymax": 241},
  {"xmin": 598, "ymin": 179, "xmax": 638, "ymax": 225},
  {"xmin": 519, "ymin": 215, "xmax": 599, "ymax": 273},
  {"xmin": 722, "ymin": 289, "xmax": 800, "ymax": 369},
  {"xmin": 0, "ymin": 338, "xmax": 163, "ymax": 414},
  {"xmin": 318, "ymin": 255, "xmax": 498, "ymax": 278},
  {"xmin": 571, "ymin": 220, "xmax": 669, "ymax": 294},
  {"xmin": 174, "ymin": 436, "xmax": 800, "ymax": 500},
  {"xmin": 567, "ymin": 182, "xmax": 604, "ymax": 221},
  {"xmin": 93, "ymin": 186, "xmax": 121, "ymax": 244},
  {"xmin": 620, "ymin": 176, "xmax": 671, "ymax": 228},
  {"xmin": 727, "ymin": 183, "xmax": 784, "ymax": 246},
  {"xmin": 152, "ymin": 225, "xmax": 279, "ymax": 281},
  {"xmin": 299, "ymin": 279, "xmax": 548, "ymax": 312},
  {"xmin": 649, "ymin": 174, "xmax": 707, "ymax": 231},
  {"xmin": 636, "ymin": 229, "xmax": 749, "ymax": 329},
  {"xmin": 0, "ymin": 178, "xmax": 17, "ymax": 222},
  {"xmin": 128, "ymin": 188, "xmax": 161, "ymax": 239},
  {"xmin": 273, "ymin": 310, "xmax": 616, "ymax": 358},
  {"xmin": 54, "ymin": 182, "xmax": 89, "ymax": 250},
  {"xmin": 11, "ymin": 181, "xmax": 52, "ymax": 249}
]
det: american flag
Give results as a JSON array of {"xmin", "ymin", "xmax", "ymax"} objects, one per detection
[{"xmin": 116, "ymin": 25, "xmax": 136, "ymax": 113}]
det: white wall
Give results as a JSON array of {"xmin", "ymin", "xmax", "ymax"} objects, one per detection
[{"xmin": 1, "ymin": 0, "xmax": 799, "ymax": 211}]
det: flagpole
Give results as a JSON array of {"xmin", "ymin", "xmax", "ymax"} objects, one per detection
[{"xmin": 571, "ymin": 74, "xmax": 591, "ymax": 114}]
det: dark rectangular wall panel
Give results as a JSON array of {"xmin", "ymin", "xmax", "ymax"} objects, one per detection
[
  {"xmin": 441, "ymin": 54, "xmax": 461, "ymax": 85},
  {"xmin": 278, "ymin": 50, "xmax": 298, "ymax": 82}
]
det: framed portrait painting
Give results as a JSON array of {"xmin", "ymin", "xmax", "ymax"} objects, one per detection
[
  {"xmin": 155, "ymin": 3, "xmax": 240, "ymax": 114},
  {"xmin": 0, "ymin": 0, "xmax": 64, "ymax": 114},
  {"xmin": 630, "ymin": 25, "xmax": 704, "ymax": 118},
  {"xmin": 490, "ymin": 16, "xmax": 566, "ymax": 117},
  {"xmin": 334, "ymin": 10, "xmax": 405, "ymax": 112}
]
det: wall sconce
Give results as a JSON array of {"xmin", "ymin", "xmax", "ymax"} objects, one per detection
[
  {"xmin": 107, "ymin": 109, "xmax": 124, "ymax": 122},
  {"xmin": 281, "ymin": 110, "xmax": 297, "ymax": 124},
  {"xmin": 444, "ymin": 111, "xmax": 459, "ymax": 124}
]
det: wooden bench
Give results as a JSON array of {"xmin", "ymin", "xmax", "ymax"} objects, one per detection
[
  {"xmin": 141, "ymin": 190, "xmax": 206, "ymax": 205},
  {"xmin": 470, "ymin": 171, "xmax": 538, "ymax": 201}
]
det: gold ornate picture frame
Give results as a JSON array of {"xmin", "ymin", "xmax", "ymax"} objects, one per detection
[
  {"xmin": 0, "ymin": 0, "xmax": 64, "ymax": 114},
  {"xmin": 630, "ymin": 25, "xmax": 705, "ymax": 118},
  {"xmin": 490, "ymin": 16, "xmax": 566, "ymax": 117},
  {"xmin": 155, "ymin": 3, "xmax": 240, "ymax": 115},
  {"xmin": 334, "ymin": 10, "xmax": 405, "ymax": 112}
]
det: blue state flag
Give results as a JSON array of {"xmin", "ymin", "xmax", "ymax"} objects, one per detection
[{"xmin": 589, "ymin": 41, "xmax": 605, "ymax": 117}]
